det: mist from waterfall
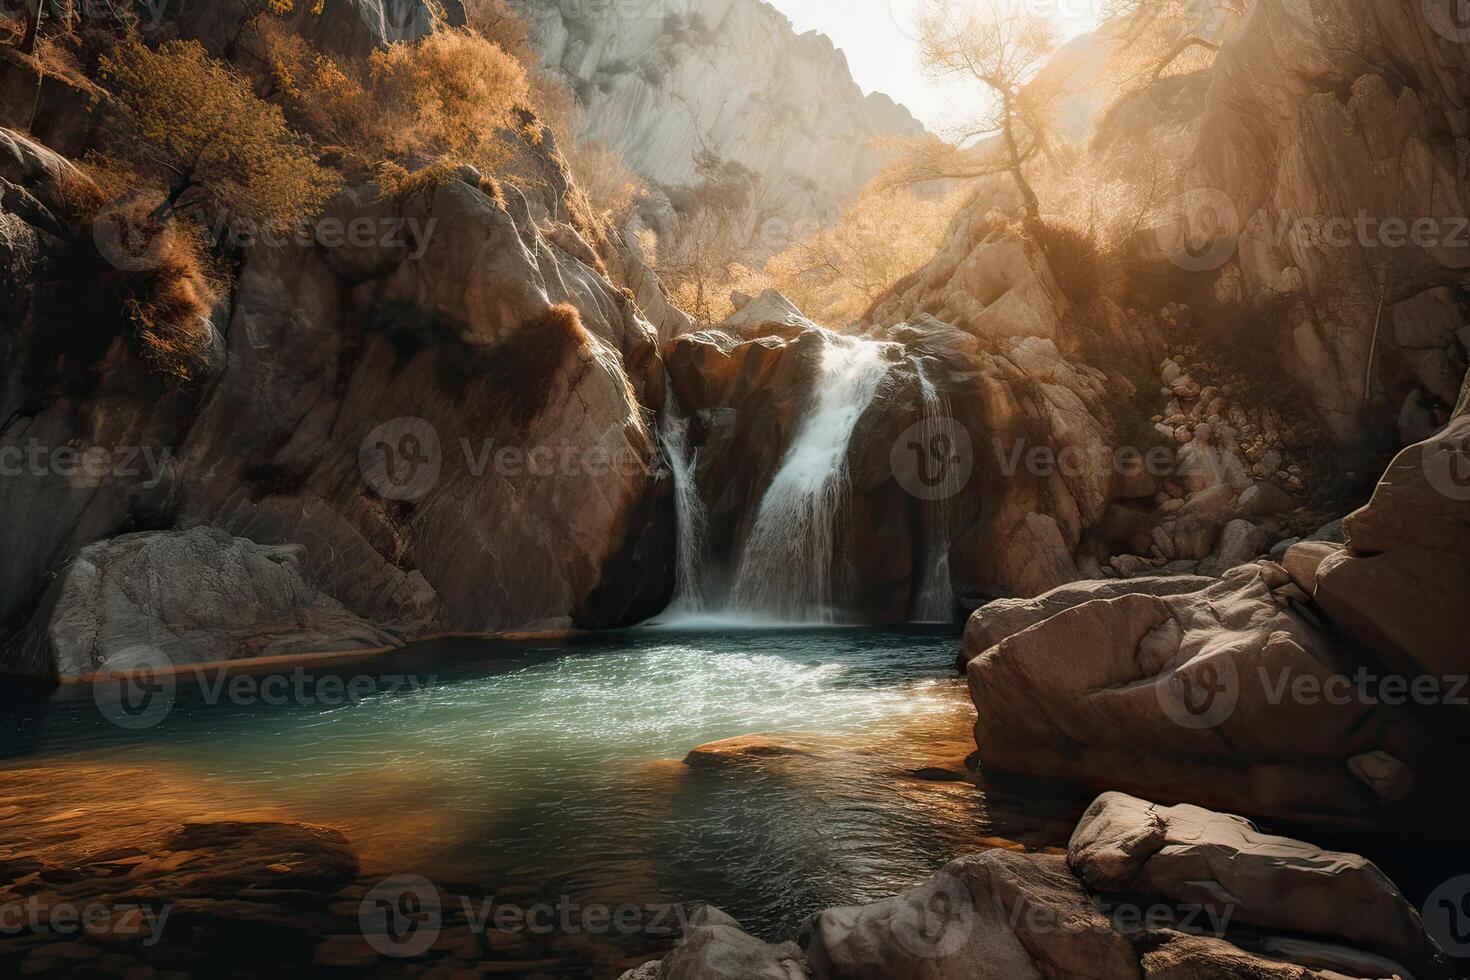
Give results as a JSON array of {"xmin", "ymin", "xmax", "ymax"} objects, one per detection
[
  {"xmin": 912, "ymin": 360, "xmax": 956, "ymax": 623},
  {"xmin": 659, "ymin": 395, "xmax": 709, "ymax": 614},
  {"xmin": 728, "ymin": 332, "xmax": 893, "ymax": 623}
]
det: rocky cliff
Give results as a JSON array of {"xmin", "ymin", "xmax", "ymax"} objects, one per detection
[
  {"xmin": 513, "ymin": 0, "xmax": 924, "ymax": 221},
  {"xmin": 0, "ymin": 8, "xmax": 681, "ymax": 679}
]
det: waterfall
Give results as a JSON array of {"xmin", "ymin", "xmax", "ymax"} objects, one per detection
[
  {"xmin": 659, "ymin": 397, "xmax": 709, "ymax": 613},
  {"xmin": 729, "ymin": 331, "xmax": 893, "ymax": 622},
  {"xmin": 911, "ymin": 360, "xmax": 956, "ymax": 623}
]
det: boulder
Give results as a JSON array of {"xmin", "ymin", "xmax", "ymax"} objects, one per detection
[
  {"xmin": 965, "ymin": 567, "xmax": 1469, "ymax": 834},
  {"xmin": 1068, "ymin": 793, "xmax": 1436, "ymax": 977},
  {"xmin": 1197, "ymin": 519, "xmax": 1268, "ymax": 577},
  {"xmin": 1313, "ymin": 379, "xmax": 1470, "ymax": 705},
  {"xmin": 13, "ymin": 527, "xmax": 397, "ymax": 680},
  {"xmin": 962, "ymin": 575, "xmax": 1214, "ymax": 667},
  {"xmin": 804, "ymin": 850, "xmax": 1139, "ymax": 980},
  {"xmin": 618, "ymin": 907, "xmax": 807, "ymax": 980}
]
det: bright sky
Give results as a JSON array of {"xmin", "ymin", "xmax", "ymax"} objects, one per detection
[{"xmin": 769, "ymin": 0, "xmax": 1104, "ymax": 132}]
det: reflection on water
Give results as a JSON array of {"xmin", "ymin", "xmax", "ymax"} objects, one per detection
[{"xmin": 0, "ymin": 627, "xmax": 1085, "ymax": 941}]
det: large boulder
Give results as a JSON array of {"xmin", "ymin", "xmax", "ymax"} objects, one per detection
[
  {"xmin": 1311, "ymin": 373, "xmax": 1470, "ymax": 715},
  {"xmin": 1068, "ymin": 793, "xmax": 1438, "ymax": 978},
  {"xmin": 9, "ymin": 527, "xmax": 396, "ymax": 679},
  {"xmin": 965, "ymin": 566, "xmax": 1469, "ymax": 835}
]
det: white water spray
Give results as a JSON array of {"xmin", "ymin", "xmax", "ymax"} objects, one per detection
[
  {"xmin": 729, "ymin": 332, "xmax": 893, "ymax": 622},
  {"xmin": 659, "ymin": 397, "xmax": 709, "ymax": 613}
]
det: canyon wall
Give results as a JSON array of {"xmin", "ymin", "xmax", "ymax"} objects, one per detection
[{"xmin": 512, "ymin": 0, "xmax": 924, "ymax": 221}]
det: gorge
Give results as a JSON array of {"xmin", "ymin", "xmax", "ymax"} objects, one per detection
[{"xmin": 0, "ymin": 0, "xmax": 1468, "ymax": 977}]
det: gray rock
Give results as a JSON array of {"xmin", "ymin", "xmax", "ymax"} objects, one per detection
[
  {"xmin": 1197, "ymin": 520, "xmax": 1268, "ymax": 577},
  {"xmin": 618, "ymin": 907, "xmax": 807, "ymax": 980},
  {"xmin": 804, "ymin": 850, "xmax": 1139, "ymax": 980},
  {"xmin": 27, "ymin": 527, "xmax": 397, "ymax": 679}
]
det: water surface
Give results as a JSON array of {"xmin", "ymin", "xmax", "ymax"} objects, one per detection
[{"xmin": 1, "ymin": 627, "xmax": 1084, "ymax": 954}]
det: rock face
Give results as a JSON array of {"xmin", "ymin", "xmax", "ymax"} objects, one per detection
[
  {"xmin": 622, "ymin": 792, "xmax": 1442, "ymax": 980},
  {"xmin": 1176, "ymin": 0, "xmax": 1470, "ymax": 444},
  {"xmin": 516, "ymin": 0, "xmax": 923, "ymax": 221},
  {"xmin": 0, "ymin": 94, "xmax": 676, "ymax": 677},
  {"xmin": 964, "ymin": 374, "xmax": 1470, "ymax": 834},
  {"xmin": 1310, "ymin": 369, "xmax": 1470, "ymax": 702}
]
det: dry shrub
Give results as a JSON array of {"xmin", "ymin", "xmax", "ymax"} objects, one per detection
[
  {"xmin": 78, "ymin": 188, "xmax": 222, "ymax": 383},
  {"xmin": 370, "ymin": 26, "xmax": 529, "ymax": 174},
  {"xmin": 257, "ymin": 18, "xmax": 528, "ymax": 178},
  {"xmin": 1031, "ymin": 220, "xmax": 1116, "ymax": 308},
  {"xmin": 561, "ymin": 138, "xmax": 645, "ymax": 238},
  {"xmin": 463, "ymin": 0, "xmax": 535, "ymax": 65},
  {"xmin": 478, "ymin": 303, "xmax": 589, "ymax": 429},
  {"xmin": 761, "ymin": 180, "xmax": 968, "ymax": 326}
]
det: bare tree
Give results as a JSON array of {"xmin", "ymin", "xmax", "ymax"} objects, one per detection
[
  {"xmin": 20, "ymin": 0, "xmax": 42, "ymax": 55},
  {"xmin": 914, "ymin": 0, "xmax": 1059, "ymax": 236}
]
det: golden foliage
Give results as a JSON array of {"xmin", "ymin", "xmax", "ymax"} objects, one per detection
[
  {"xmin": 369, "ymin": 26, "xmax": 530, "ymax": 173},
  {"xmin": 98, "ymin": 37, "xmax": 339, "ymax": 232},
  {"xmin": 80, "ymin": 184, "xmax": 222, "ymax": 383},
  {"xmin": 761, "ymin": 181, "xmax": 969, "ymax": 326},
  {"xmin": 463, "ymin": 0, "xmax": 535, "ymax": 64}
]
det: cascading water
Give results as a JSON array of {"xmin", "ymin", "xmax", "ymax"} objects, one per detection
[
  {"xmin": 659, "ymin": 395, "xmax": 709, "ymax": 613},
  {"xmin": 912, "ymin": 360, "xmax": 957, "ymax": 623},
  {"xmin": 728, "ymin": 331, "xmax": 893, "ymax": 622}
]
